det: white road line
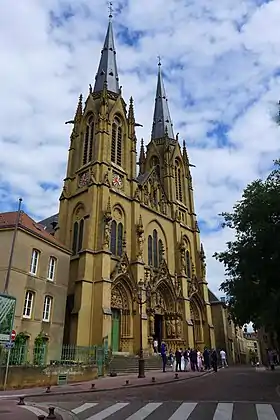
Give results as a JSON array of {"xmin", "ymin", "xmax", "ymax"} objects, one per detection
[
  {"xmin": 22, "ymin": 406, "xmax": 48, "ymax": 416},
  {"xmin": 256, "ymin": 404, "xmax": 278, "ymax": 420},
  {"xmin": 213, "ymin": 403, "xmax": 234, "ymax": 420},
  {"xmin": 125, "ymin": 403, "xmax": 162, "ymax": 419},
  {"xmin": 168, "ymin": 402, "xmax": 197, "ymax": 419},
  {"xmin": 72, "ymin": 403, "xmax": 98, "ymax": 414},
  {"xmin": 86, "ymin": 402, "xmax": 129, "ymax": 420}
]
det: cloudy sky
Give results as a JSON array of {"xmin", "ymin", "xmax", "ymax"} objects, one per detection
[{"xmin": 1, "ymin": 0, "xmax": 280, "ymax": 297}]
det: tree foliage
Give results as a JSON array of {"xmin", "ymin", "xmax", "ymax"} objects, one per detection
[{"xmin": 214, "ymin": 160, "xmax": 280, "ymax": 334}]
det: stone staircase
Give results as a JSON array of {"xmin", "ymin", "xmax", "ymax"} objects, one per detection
[{"xmin": 108, "ymin": 353, "xmax": 163, "ymax": 375}]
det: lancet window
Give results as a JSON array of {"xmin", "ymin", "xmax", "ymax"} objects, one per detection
[
  {"xmin": 110, "ymin": 220, "xmax": 124, "ymax": 256},
  {"xmin": 111, "ymin": 116, "xmax": 123, "ymax": 167},
  {"xmin": 83, "ymin": 116, "xmax": 94, "ymax": 165},
  {"xmin": 72, "ymin": 219, "xmax": 84, "ymax": 255},
  {"xmin": 175, "ymin": 159, "xmax": 183, "ymax": 202},
  {"xmin": 147, "ymin": 229, "xmax": 164, "ymax": 268},
  {"xmin": 186, "ymin": 250, "xmax": 191, "ymax": 278}
]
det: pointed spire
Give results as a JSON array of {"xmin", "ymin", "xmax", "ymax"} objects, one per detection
[
  {"xmin": 182, "ymin": 140, "xmax": 189, "ymax": 166},
  {"xmin": 128, "ymin": 96, "xmax": 135, "ymax": 123},
  {"xmin": 93, "ymin": 16, "xmax": 120, "ymax": 94},
  {"xmin": 138, "ymin": 138, "xmax": 146, "ymax": 174},
  {"xmin": 151, "ymin": 59, "xmax": 175, "ymax": 140},
  {"xmin": 74, "ymin": 94, "xmax": 83, "ymax": 124}
]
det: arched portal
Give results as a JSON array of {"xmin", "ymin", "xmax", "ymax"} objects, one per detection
[
  {"xmin": 190, "ymin": 299, "xmax": 204, "ymax": 348},
  {"xmin": 110, "ymin": 276, "xmax": 133, "ymax": 353}
]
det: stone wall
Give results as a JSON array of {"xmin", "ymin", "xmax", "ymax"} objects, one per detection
[{"xmin": 0, "ymin": 364, "xmax": 98, "ymax": 390}]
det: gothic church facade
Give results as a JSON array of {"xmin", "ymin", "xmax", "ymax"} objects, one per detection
[{"xmin": 53, "ymin": 16, "xmax": 215, "ymax": 353}]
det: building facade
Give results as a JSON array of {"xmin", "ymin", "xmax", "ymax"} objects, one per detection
[
  {"xmin": 209, "ymin": 290, "xmax": 247, "ymax": 364},
  {"xmin": 44, "ymin": 16, "xmax": 215, "ymax": 354},
  {"xmin": 244, "ymin": 332, "xmax": 261, "ymax": 364},
  {"xmin": 0, "ymin": 211, "xmax": 71, "ymax": 363}
]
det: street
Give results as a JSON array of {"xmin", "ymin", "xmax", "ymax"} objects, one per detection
[{"xmin": 15, "ymin": 366, "xmax": 280, "ymax": 419}]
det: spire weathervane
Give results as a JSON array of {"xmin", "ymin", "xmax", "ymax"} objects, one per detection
[
  {"xmin": 157, "ymin": 55, "xmax": 161, "ymax": 66},
  {"xmin": 108, "ymin": 1, "xmax": 113, "ymax": 19}
]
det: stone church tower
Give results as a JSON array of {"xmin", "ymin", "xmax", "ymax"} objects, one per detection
[{"xmin": 56, "ymin": 15, "xmax": 215, "ymax": 353}]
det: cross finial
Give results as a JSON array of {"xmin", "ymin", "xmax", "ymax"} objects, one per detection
[
  {"xmin": 108, "ymin": 1, "xmax": 113, "ymax": 19},
  {"xmin": 157, "ymin": 55, "xmax": 161, "ymax": 66}
]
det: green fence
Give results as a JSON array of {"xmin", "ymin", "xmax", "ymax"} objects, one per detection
[{"xmin": 0, "ymin": 342, "xmax": 108, "ymax": 376}]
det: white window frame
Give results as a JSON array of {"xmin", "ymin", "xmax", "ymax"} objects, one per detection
[
  {"xmin": 47, "ymin": 257, "xmax": 56, "ymax": 281},
  {"xmin": 23, "ymin": 291, "xmax": 34, "ymax": 319},
  {"xmin": 42, "ymin": 296, "xmax": 52, "ymax": 322},
  {"xmin": 30, "ymin": 249, "xmax": 39, "ymax": 275}
]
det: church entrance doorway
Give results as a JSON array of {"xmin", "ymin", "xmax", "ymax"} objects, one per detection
[
  {"xmin": 154, "ymin": 314, "xmax": 163, "ymax": 351},
  {"xmin": 111, "ymin": 309, "xmax": 120, "ymax": 352}
]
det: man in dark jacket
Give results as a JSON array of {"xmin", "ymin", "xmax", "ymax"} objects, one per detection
[
  {"xmin": 203, "ymin": 348, "xmax": 210, "ymax": 370},
  {"xmin": 175, "ymin": 349, "xmax": 182, "ymax": 372},
  {"xmin": 161, "ymin": 342, "xmax": 167, "ymax": 372},
  {"xmin": 211, "ymin": 349, "xmax": 218, "ymax": 372}
]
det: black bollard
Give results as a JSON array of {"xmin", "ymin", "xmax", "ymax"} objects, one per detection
[
  {"xmin": 46, "ymin": 406, "xmax": 56, "ymax": 419},
  {"xmin": 91, "ymin": 383, "xmax": 95, "ymax": 390},
  {"xmin": 174, "ymin": 373, "xmax": 179, "ymax": 379},
  {"xmin": 152, "ymin": 377, "xmax": 155, "ymax": 383},
  {"xmin": 46, "ymin": 386, "xmax": 51, "ymax": 393},
  {"xmin": 17, "ymin": 396, "xmax": 25, "ymax": 406},
  {"xmin": 125, "ymin": 380, "xmax": 129, "ymax": 385}
]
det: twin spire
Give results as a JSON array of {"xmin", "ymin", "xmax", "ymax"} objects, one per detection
[{"xmin": 93, "ymin": 15, "xmax": 175, "ymax": 140}]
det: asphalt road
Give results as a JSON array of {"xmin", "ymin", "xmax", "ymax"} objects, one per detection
[{"xmin": 22, "ymin": 366, "xmax": 280, "ymax": 419}]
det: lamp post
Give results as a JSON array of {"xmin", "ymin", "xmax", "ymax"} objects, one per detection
[{"xmin": 135, "ymin": 279, "xmax": 152, "ymax": 378}]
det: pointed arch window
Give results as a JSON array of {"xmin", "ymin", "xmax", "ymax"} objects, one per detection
[
  {"xmin": 72, "ymin": 219, "xmax": 84, "ymax": 255},
  {"xmin": 148, "ymin": 236, "xmax": 153, "ymax": 265},
  {"xmin": 110, "ymin": 220, "xmax": 124, "ymax": 256},
  {"xmin": 153, "ymin": 229, "xmax": 158, "ymax": 268},
  {"xmin": 175, "ymin": 159, "xmax": 183, "ymax": 202},
  {"xmin": 186, "ymin": 249, "xmax": 191, "ymax": 278},
  {"xmin": 83, "ymin": 116, "xmax": 94, "ymax": 165},
  {"xmin": 159, "ymin": 239, "xmax": 163, "ymax": 263},
  {"xmin": 111, "ymin": 116, "xmax": 123, "ymax": 167}
]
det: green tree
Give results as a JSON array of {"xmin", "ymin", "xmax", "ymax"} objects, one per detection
[{"xmin": 214, "ymin": 160, "xmax": 280, "ymax": 339}]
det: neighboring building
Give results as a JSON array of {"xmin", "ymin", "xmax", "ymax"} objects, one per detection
[
  {"xmin": 0, "ymin": 211, "xmax": 71, "ymax": 363},
  {"xmin": 209, "ymin": 290, "xmax": 247, "ymax": 364},
  {"xmin": 244, "ymin": 332, "xmax": 261, "ymax": 364},
  {"xmin": 40, "ymin": 16, "xmax": 215, "ymax": 354}
]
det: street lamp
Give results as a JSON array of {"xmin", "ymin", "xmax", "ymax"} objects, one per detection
[{"xmin": 134, "ymin": 279, "xmax": 152, "ymax": 378}]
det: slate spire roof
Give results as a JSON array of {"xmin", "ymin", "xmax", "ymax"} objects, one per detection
[
  {"xmin": 151, "ymin": 60, "xmax": 175, "ymax": 140},
  {"xmin": 93, "ymin": 16, "xmax": 120, "ymax": 94}
]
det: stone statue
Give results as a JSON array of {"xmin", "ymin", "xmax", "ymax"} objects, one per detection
[
  {"xmin": 180, "ymin": 250, "xmax": 186, "ymax": 274},
  {"xmin": 166, "ymin": 319, "xmax": 172, "ymax": 337},
  {"xmin": 171, "ymin": 319, "xmax": 176, "ymax": 337},
  {"xmin": 103, "ymin": 221, "xmax": 111, "ymax": 249},
  {"xmin": 176, "ymin": 319, "xmax": 182, "ymax": 337},
  {"xmin": 149, "ymin": 315, "xmax": 155, "ymax": 336},
  {"xmin": 137, "ymin": 232, "xmax": 144, "ymax": 260}
]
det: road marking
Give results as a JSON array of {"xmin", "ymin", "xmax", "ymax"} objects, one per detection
[
  {"xmin": 125, "ymin": 403, "xmax": 162, "ymax": 419},
  {"xmin": 22, "ymin": 406, "xmax": 48, "ymax": 416},
  {"xmin": 213, "ymin": 403, "xmax": 234, "ymax": 420},
  {"xmin": 256, "ymin": 404, "xmax": 278, "ymax": 419},
  {"xmin": 72, "ymin": 402, "xmax": 98, "ymax": 414},
  {"xmin": 168, "ymin": 402, "xmax": 197, "ymax": 419},
  {"xmin": 86, "ymin": 402, "xmax": 129, "ymax": 420}
]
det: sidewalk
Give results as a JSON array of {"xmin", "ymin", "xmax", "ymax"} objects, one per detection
[
  {"xmin": 0, "ymin": 399, "xmax": 40, "ymax": 419},
  {"xmin": 0, "ymin": 368, "xmax": 213, "ymax": 400}
]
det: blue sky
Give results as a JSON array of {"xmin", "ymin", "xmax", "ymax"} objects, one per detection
[{"xmin": 1, "ymin": 0, "xmax": 280, "ymax": 297}]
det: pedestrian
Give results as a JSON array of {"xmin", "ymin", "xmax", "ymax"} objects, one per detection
[
  {"xmin": 190, "ymin": 349, "xmax": 198, "ymax": 371},
  {"xmin": 211, "ymin": 349, "xmax": 218, "ymax": 372},
  {"xmin": 175, "ymin": 348, "xmax": 182, "ymax": 372},
  {"xmin": 220, "ymin": 349, "xmax": 228, "ymax": 368},
  {"xmin": 183, "ymin": 349, "xmax": 189, "ymax": 371},
  {"xmin": 203, "ymin": 348, "xmax": 210, "ymax": 370},
  {"xmin": 153, "ymin": 338, "xmax": 158, "ymax": 353},
  {"xmin": 160, "ymin": 341, "xmax": 167, "ymax": 372}
]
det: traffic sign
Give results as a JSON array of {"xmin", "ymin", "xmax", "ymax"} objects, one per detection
[
  {"xmin": 5, "ymin": 341, "xmax": 14, "ymax": 349},
  {"xmin": 11, "ymin": 330, "xmax": 16, "ymax": 341}
]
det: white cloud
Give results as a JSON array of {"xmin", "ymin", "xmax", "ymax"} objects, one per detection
[{"xmin": 0, "ymin": 0, "xmax": 280, "ymax": 297}]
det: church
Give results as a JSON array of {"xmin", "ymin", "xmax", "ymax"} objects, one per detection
[{"xmin": 45, "ymin": 14, "xmax": 215, "ymax": 354}]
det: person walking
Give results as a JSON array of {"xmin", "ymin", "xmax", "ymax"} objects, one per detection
[
  {"xmin": 175, "ymin": 348, "xmax": 182, "ymax": 372},
  {"xmin": 220, "ymin": 349, "xmax": 228, "ymax": 368},
  {"xmin": 161, "ymin": 342, "xmax": 167, "ymax": 372},
  {"xmin": 211, "ymin": 349, "xmax": 218, "ymax": 372},
  {"xmin": 203, "ymin": 348, "xmax": 210, "ymax": 370}
]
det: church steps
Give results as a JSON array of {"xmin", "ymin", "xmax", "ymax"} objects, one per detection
[{"xmin": 108, "ymin": 354, "xmax": 163, "ymax": 374}]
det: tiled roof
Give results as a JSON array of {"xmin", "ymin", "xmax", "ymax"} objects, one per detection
[
  {"xmin": 208, "ymin": 289, "xmax": 221, "ymax": 303},
  {"xmin": 0, "ymin": 211, "xmax": 70, "ymax": 252}
]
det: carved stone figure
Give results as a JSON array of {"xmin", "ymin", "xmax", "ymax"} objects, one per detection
[
  {"xmin": 134, "ymin": 187, "xmax": 141, "ymax": 201},
  {"xmin": 143, "ymin": 186, "xmax": 149, "ymax": 205},
  {"xmin": 171, "ymin": 319, "xmax": 176, "ymax": 337},
  {"xmin": 103, "ymin": 221, "xmax": 111, "ymax": 250},
  {"xmin": 166, "ymin": 319, "xmax": 172, "ymax": 337},
  {"xmin": 180, "ymin": 250, "xmax": 186, "ymax": 274},
  {"xmin": 176, "ymin": 319, "xmax": 182, "ymax": 337},
  {"xmin": 149, "ymin": 315, "xmax": 155, "ymax": 336}
]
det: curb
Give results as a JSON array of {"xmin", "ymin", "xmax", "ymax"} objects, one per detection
[{"xmin": 22, "ymin": 370, "xmax": 214, "ymax": 399}]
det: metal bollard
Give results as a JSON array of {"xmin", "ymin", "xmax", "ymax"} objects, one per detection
[
  {"xmin": 38, "ymin": 416, "xmax": 46, "ymax": 420},
  {"xmin": 46, "ymin": 406, "xmax": 56, "ymax": 419},
  {"xmin": 125, "ymin": 380, "xmax": 129, "ymax": 385},
  {"xmin": 91, "ymin": 383, "xmax": 95, "ymax": 390},
  {"xmin": 152, "ymin": 377, "xmax": 155, "ymax": 383},
  {"xmin": 46, "ymin": 386, "xmax": 51, "ymax": 393},
  {"xmin": 174, "ymin": 373, "xmax": 179, "ymax": 379},
  {"xmin": 17, "ymin": 396, "xmax": 25, "ymax": 405}
]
